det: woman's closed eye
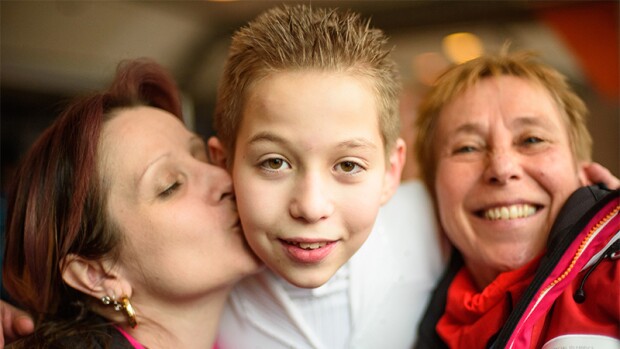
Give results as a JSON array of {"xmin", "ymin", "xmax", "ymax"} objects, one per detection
[{"xmin": 159, "ymin": 181, "xmax": 181, "ymax": 198}]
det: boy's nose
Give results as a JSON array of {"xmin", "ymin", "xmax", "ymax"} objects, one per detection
[
  {"xmin": 289, "ymin": 173, "xmax": 334, "ymax": 223},
  {"xmin": 483, "ymin": 149, "xmax": 522, "ymax": 185}
]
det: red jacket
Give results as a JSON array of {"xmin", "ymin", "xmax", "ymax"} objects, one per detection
[
  {"xmin": 416, "ymin": 186, "xmax": 620, "ymax": 349},
  {"xmin": 506, "ymin": 193, "xmax": 619, "ymax": 348}
]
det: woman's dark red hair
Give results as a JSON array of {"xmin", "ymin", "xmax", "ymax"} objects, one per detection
[{"xmin": 2, "ymin": 59, "xmax": 182, "ymax": 323}]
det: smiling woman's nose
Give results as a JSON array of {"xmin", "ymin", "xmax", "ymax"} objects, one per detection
[
  {"xmin": 289, "ymin": 174, "xmax": 334, "ymax": 223},
  {"xmin": 484, "ymin": 150, "xmax": 522, "ymax": 185}
]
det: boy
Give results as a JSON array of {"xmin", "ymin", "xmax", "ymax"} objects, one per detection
[{"xmin": 208, "ymin": 5, "xmax": 443, "ymax": 348}]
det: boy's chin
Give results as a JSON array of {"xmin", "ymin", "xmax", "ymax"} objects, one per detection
[{"xmin": 277, "ymin": 267, "xmax": 340, "ymax": 289}]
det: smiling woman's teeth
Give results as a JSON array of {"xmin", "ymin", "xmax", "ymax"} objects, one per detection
[{"xmin": 484, "ymin": 204, "xmax": 537, "ymax": 220}]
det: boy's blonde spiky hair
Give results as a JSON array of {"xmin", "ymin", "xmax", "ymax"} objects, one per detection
[{"xmin": 214, "ymin": 4, "xmax": 401, "ymax": 163}]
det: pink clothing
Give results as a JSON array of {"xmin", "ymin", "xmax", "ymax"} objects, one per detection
[
  {"xmin": 114, "ymin": 325, "xmax": 220, "ymax": 349},
  {"xmin": 114, "ymin": 326, "xmax": 147, "ymax": 349}
]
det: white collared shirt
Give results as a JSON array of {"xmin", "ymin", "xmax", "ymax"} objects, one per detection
[{"xmin": 218, "ymin": 180, "xmax": 445, "ymax": 349}]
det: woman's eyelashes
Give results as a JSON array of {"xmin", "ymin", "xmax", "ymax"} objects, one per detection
[
  {"xmin": 156, "ymin": 170, "xmax": 185, "ymax": 199},
  {"xmin": 519, "ymin": 135, "xmax": 545, "ymax": 147},
  {"xmin": 159, "ymin": 181, "xmax": 181, "ymax": 198},
  {"xmin": 449, "ymin": 133, "xmax": 548, "ymax": 156},
  {"xmin": 453, "ymin": 145, "xmax": 478, "ymax": 155}
]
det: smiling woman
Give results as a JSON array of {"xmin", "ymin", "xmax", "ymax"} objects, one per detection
[
  {"xmin": 2, "ymin": 59, "xmax": 260, "ymax": 348},
  {"xmin": 434, "ymin": 75, "xmax": 584, "ymax": 287},
  {"xmin": 414, "ymin": 51, "xmax": 619, "ymax": 349}
]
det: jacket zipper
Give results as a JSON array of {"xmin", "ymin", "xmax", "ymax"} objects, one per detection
[{"xmin": 508, "ymin": 204, "xmax": 619, "ymax": 349}]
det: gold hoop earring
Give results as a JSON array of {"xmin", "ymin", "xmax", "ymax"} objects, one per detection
[
  {"xmin": 120, "ymin": 296, "xmax": 137, "ymax": 328},
  {"xmin": 101, "ymin": 295, "xmax": 138, "ymax": 328}
]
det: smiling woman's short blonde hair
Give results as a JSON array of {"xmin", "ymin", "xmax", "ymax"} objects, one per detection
[{"xmin": 414, "ymin": 50, "xmax": 592, "ymax": 197}]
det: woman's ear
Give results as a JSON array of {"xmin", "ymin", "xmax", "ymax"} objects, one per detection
[
  {"xmin": 60, "ymin": 254, "xmax": 131, "ymax": 300},
  {"xmin": 380, "ymin": 138, "xmax": 406, "ymax": 205},
  {"xmin": 207, "ymin": 136, "xmax": 228, "ymax": 169},
  {"xmin": 580, "ymin": 162, "xmax": 620, "ymax": 189},
  {"xmin": 577, "ymin": 162, "xmax": 589, "ymax": 186}
]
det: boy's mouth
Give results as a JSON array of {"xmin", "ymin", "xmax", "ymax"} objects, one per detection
[
  {"xmin": 279, "ymin": 239, "xmax": 338, "ymax": 264},
  {"xmin": 281, "ymin": 240, "xmax": 329, "ymax": 250}
]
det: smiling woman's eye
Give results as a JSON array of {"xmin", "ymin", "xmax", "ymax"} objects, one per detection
[
  {"xmin": 453, "ymin": 145, "xmax": 478, "ymax": 154},
  {"xmin": 260, "ymin": 157, "xmax": 291, "ymax": 171},
  {"xmin": 522, "ymin": 136, "xmax": 544, "ymax": 145},
  {"xmin": 159, "ymin": 182, "xmax": 181, "ymax": 198}
]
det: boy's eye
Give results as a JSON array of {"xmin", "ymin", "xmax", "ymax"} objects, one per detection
[
  {"xmin": 260, "ymin": 157, "xmax": 291, "ymax": 171},
  {"xmin": 339, "ymin": 161, "xmax": 357, "ymax": 172},
  {"xmin": 335, "ymin": 160, "xmax": 363, "ymax": 174}
]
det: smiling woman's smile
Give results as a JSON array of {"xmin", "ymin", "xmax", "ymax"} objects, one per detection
[{"xmin": 434, "ymin": 76, "xmax": 584, "ymax": 287}]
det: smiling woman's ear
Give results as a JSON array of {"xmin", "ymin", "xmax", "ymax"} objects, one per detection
[
  {"xmin": 580, "ymin": 162, "xmax": 620, "ymax": 189},
  {"xmin": 207, "ymin": 137, "xmax": 229, "ymax": 169}
]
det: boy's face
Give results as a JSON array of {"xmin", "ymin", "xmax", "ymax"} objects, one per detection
[{"xmin": 231, "ymin": 70, "xmax": 403, "ymax": 288}]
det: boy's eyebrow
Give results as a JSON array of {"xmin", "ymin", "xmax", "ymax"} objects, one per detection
[
  {"xmin": 336, "ymin": 138, "xmax": 378, "ymax": 150},
  {"xmin": 248, "ymin": 132, "xmax": 378, "ymax": 150},
  {"xmin": 248, "ymin": 131, "xmax": 285, "ymax": 146}
]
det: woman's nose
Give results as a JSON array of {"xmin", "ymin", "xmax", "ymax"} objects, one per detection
[{"xmin": 483, "ymin": 149, "xmax": 522, "ymax": 185}]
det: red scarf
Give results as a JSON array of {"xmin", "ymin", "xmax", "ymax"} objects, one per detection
[{"xmin": 437, "ymin": 256, "xmax": 541, "ymax": 348}]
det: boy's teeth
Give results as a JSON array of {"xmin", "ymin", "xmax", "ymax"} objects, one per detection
[
  {"xmin": 296, "ymin": 242, "xmax": 327, "ymax": 250},
  {"xmin": 484, "ymin": 204, "xmax": 537, "ymax": 220}
]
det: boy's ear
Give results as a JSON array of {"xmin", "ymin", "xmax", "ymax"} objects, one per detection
[
  {"xmin": 207, "ymin": 136, "xmax": 228, "ymax": 169},
  {"xmin": 61, "ymin": 254, "xmax": 132, "ymax": 300},
  {"xmin": 380, "ymin": 138, "xmax": 406, "ymax": 205}
]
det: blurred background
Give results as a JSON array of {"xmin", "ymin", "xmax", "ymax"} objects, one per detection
[{"xmin": 2, "ymin": 0, "xmax": 619, "ymax": 188}]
